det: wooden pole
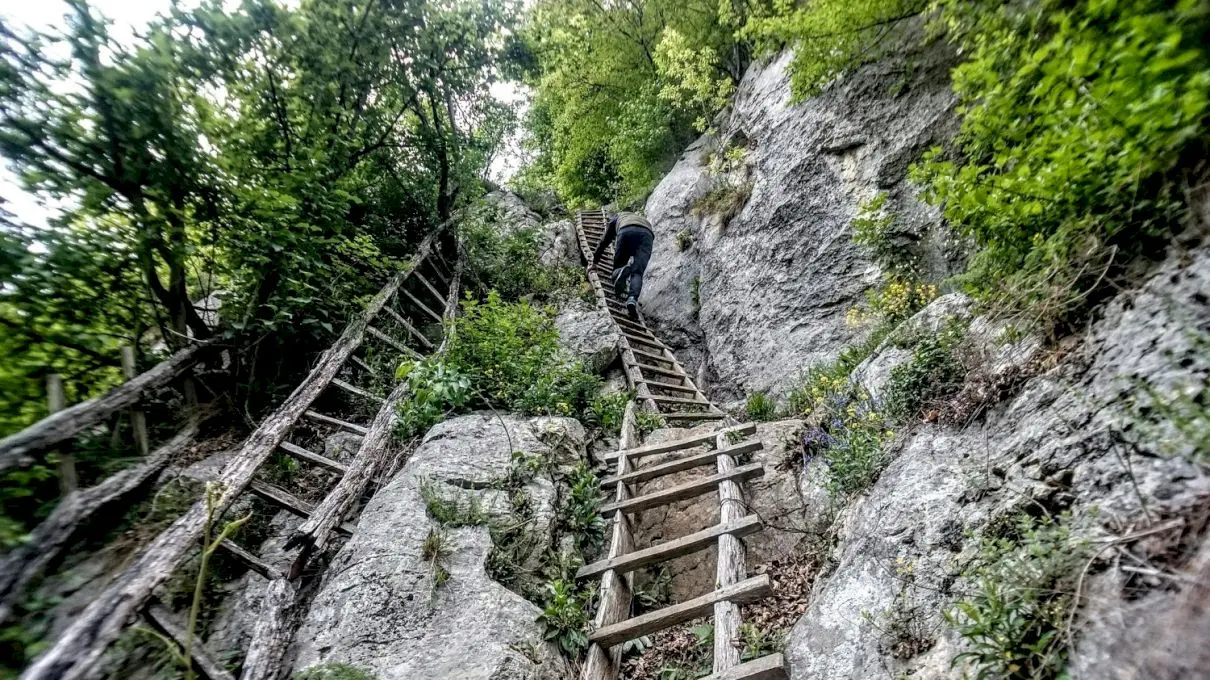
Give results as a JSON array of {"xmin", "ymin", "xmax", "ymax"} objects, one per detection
[
  {"xmin": 47, "ymin": 375, "xmax": 76, "ymax": 495},
  {"xmin": 713, "ymin": 429, "xmax": 747, "ymax": 673},
  {"xmin": 120, "ymin": 347, "xmax": 150, "ymax": 457}
]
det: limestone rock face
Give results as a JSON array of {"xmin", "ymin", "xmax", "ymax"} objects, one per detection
[
  {"xmin": 783, "ymin": 246, "xmax": 1210, "ymax": 679},
  {"xmin": 291, "ymin": 414, "xmax": 583, "ymax": 680},
  {"xmin": 640, "ymin": 39, "xmax": 960, "ymax": 400},
  {"xmin": 553, "ymin": 298, "xmax": 618, "ymax": 374}
]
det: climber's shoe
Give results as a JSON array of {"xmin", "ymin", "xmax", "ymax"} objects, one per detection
[
  {"xmin": 612, "ymin": 264, "xmax": 631, "ymax": 299},
  {"xmin": 626, "ymin": 296, "xmax": 639, "ymax": 321}
]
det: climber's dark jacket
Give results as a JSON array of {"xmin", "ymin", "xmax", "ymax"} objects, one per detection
[{"xmin": 592, "ymin": 211, "xmax": 654, "ymax": 300}]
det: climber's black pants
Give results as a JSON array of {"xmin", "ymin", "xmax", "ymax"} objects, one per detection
[{"xmin": 613, "ymin": 227, "xmax": 654, "ymax": 300}]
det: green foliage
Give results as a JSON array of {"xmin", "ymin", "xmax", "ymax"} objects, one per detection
[
  {"xmin": 394, "ymin": 359, "xmax": 473, "ymax": 440},
  {"xmin": 741, "ymin": 0, "xmax": 928, "ymax": 100},
  {"xmin": 634, "ymin": 567, "xmax": 673, "ymax": 610},
  {"xmin": 852, "ymin": 192, "xmax": 919, "ymax": 279},
  {"xmin": 419, "ymin": 478, "xmax": 489, "ymax": 527},
  {"xmin": 882, "ymin": 320, "xmax": 966, "ymax": 422},
  {"xmin": 445, "ymin": 291, "xmax": 601, "ymax": 417},
  {"xmin": 738, "ymin": 623, "xmax": 786, "ymax": 661},
  {"xmin": 561, "ymin": 462, "xmax": 606, "ymax": 553},
  {"xmin": 460, "ymin": 203, "xmax": 583, "ymax": 302},
  {"xmin": 421, "ymin": 528, "xmax": 452, "ymax": 597},
  {"xmin": 947, "ymin": 513, "xmax": 1089, "ymax": 680},
  {"xmin": 745, "ymin": 392, "xmax": 778, "ymax": 422},
  {"xmin": 675, "ymin": 230, "xmax": 694, "ymax": 251},
  {"xmin": 520, "ymin": 0, "xmax": 743, "ymax": 205},
  {"xmin": 691, "ymin": 181, "xmax": 752, "ymax": 223},
  {"xmin": 294, "ymin": 663, "xmax": 378, "ymax": 680},
  {"xmin": 914, "ymin": 0, "xmax": 1210, "ymax": 326},
  {"xmin": 586, "ymin": 391, "xmax": 634, "ymax": 436},
  {"xmin": 845, "ymin": 279, "xmax": 938, "ymax": 328},
  {"xmin": 537, "ymin": 578, "xmax": 593, "ymax": 658},
  {"xmin": 635, "ymin": 410, "xmax": 666, "ymax": 435}
]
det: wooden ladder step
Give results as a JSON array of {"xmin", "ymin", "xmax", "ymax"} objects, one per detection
[
  {"xmin": 704, "ymin": 653, "xmax": 790, "ymax": 680},
  {"xmin": 588, "ymin": 574, "xmax": 773, "ymax": 648},
  {"xmin": 636, "ymin": 362, "xmax": 687, "ymax": 379},
  {"xmin": 602, "ymin": 423, "xmax": 755, "ymax": 462},
  {"xmin": 600, "ymin": 462, "xmax": 763, "ymax": 515},
  {"xmin": 650, "ymin": 394, "xmax": 711, "ymax": 406},
  {"xmin": 414, "ymin": 271, "xmax": 445, "ymax": 304},
  {"xmin": 640, "ymin": 380, "xmax": 698, "ymax": 394},
  {"xmin": 217, "ymin": 538, "xmax": 278, "ymax": 579},
  {"xmin": 401, "ymin": 287, "xmax": 443, "ymax": 324},
  {"xmin": 248, "ymin": 481, "xmax": 355, "ymax": 536},
  {"xmin": 424, "ymin": 257, "xmax": 449, "ymax": 287},
  {"xmin": 383, "ymin": 305, "xmax": 435, "ymax": 349},
  {"xmin": 332, "ymin": 378, "xmax": 386, "ymax": 405},
  {"xmin": 629, "ymin": 347, "xmax": 670, "ymax": 364},
  {"xmin": 304, "ymin": 410, "xmax": 368, "ymax": 435},
  {"xmin": 601, "ymin": 440, "xmax": 763, "ymax": 487},
  {"xmin": 577, "ymin": 515, "xmax": 762, "ymax": 580},
  {"xmin": 279, "ymin": 441, "xmax": 348, "ymax": 474},
  {"xmin": 143, "ymin": 602, "xmax": 237, "ymax": 680},
  {"xmin": 350, "ymin": 355, "xmax": 377, "ymax": 376},
  {"xmin": 367, "ymin": 326, "xmax": 421, "ymax": 359},
  {"xmin": 662, "ymin": 412, "xmax": 726, "ymax": 421}
]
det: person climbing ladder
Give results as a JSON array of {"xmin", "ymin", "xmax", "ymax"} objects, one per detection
[{"xmin": 591, "ymin": 209, "xmax": 654, "ymax": 320}]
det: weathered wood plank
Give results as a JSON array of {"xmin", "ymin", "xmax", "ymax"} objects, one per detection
[
  {"xmin": 635, "ymin": 362, "xmax": 686, "ymax": 379},
  {"xmin": 216, "ymin": 539, "xmax": 277, "ymax": 580},
  {"xmin": 714, "ymin": 431, "xmax": 747, "ymax": 673},
  {"xmin": 577, "ymin": 515, "xmax": 762, "ymax": 581},
  {"xmin": 702, "ymin": 654, "xmax": 789, "ymax": 680},
  {"xmin": 600, "ymin": 463, "xmax": 763, "ymax": 515},
  {"xmin": 19, "ymin": 229, "xmax": 445, "ymax": 680},
  {"xmin": 0, "ymin": 420, "xmax": 200, "ymax": 625},
  {"xmin": 401, "ymin": 287, "xmax": 442, "ymax": 324},
  {"xmin": 239, "ymin": 578, "xmax": 302, "ymax": 680},
  {"xmin": 383, "ymin": 306, "xmax": 434, "ymax": 350},
  {"xmin": 278, "ymin": 441, "xmax": 347, "ymax": 474},
  {"xmin": 662, "ymin": 412, "xmax": 726, "ymax": 421},
  {"xmin": 630, "ymin": 347, "xmax": 674, "ymax": 364},
  {"xmin": 331, "ymin": 378, "xmax": 386, "ymax": 406},
  {"xmin": 649, "ymin": 395, "xmax": 711, "ymax": 406},
  {"xmin": 303, "ymin": 410, "xmax": 368, "ymax": 435},
  {"xmin": 638, "ymin": 380, "xmax": 696, "ymax": 394},
  {"xmin": 588, "ymin": 575, "xmax": 772, "ymax": 648},
  {"xmin": 600, "ymin": 441, "xmax": 763, "ymax": 488},
  {"xmin": 414, "ymin": 271, "xmax": 445, "ymax": 306},
  {"xmin": 367, "ymin": 326, "xmax": 421, "ymax": 359},
  {"xmin": 143, "ymin": 602, "xmax": 237, "ymax": 680},
  {"xmin": 0, "ymin": 342, "xmax": 205, "ymax": 474},
  {"xmin": 601, "ymin": 423, "xmax": 755, "ymax": 462},
  {"xmin": 582, "ymin": 401, "xmax": 639, "ymax": 680},
  {"xmin": 247, "ymin": 481, "xmax": 353, "ymax": 536}
]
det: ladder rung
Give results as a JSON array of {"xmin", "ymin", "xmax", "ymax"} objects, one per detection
[
  {"xmin": 383, "ymin": 305, "xmax": 435, "ymax": 349},
  {"xmin": 661, "ymin": 411, "xmax": 726, "ymax": 421},
  {"xmin": 650, "ymin": 394, "xmax": 708, "ymax": 406},
  {"xmin": 303, "ymin": 410, "xmax": 368, "ymax": 435},
  {"xmin": 349, "ymin": 355, "xmax": 377, "ymax": 376},
  {"xmin": 414, "ymin": 271, "xmax": 445, "ymax": 304},
  {"xmin": 248, "ymin": 481, "xmax": 355, "ymax": 536},
  {"xmin": 602, "ymin": 423, "xmax": 755, "ymax": 462},
  {"xmin": 401, "ymin": 288, "xmax": 443, "ymax": 323},
  {"xmin": 639, "ymin": 380, "xmax": 697, "ymax": 394},
  {"xmin": 331, "ymin": 378, "xmax": 385, "ymax": 405},
  {"xmin": 601, "ymin": 440, "xmax": 763, "ymax": 487},
  {"xmin": 424, "ymin": 257, "xmax": 449, "ymax": 286},
  {"xmin": 588, "ymin": 574, "xmax": 772, "ymax": 648},
  {"xmin": 367, "ymin": 325, "xmax": 421, "ymax": 359},
  {"xmin": 217, "ymin": 538, "xmax": 278, "ymax": 579},
  {"xmin": 635, "ymin": 362, "xmax": 684, "ymax": 379},
  {"xmin": 279, "ymin": 441, "xmax": 348, "ymax": 474},
  {"xmin": 600, "ymin": 463, "xmax": 763, "ymax": 515},
  {"xmin": 703, "ymin": 653, "xmax": 790, "ymax": 680},
  {"xmin": 631, "ymin": 349, "xmax": 673, "ymax": 366},
  {"xmin": 578, "ymin": 515, "xmax": 762, "ymax": 580}
]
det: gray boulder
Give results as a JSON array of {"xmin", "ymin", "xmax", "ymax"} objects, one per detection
[
  {"xmin": 554, "ymin": 298, "xmax": 618, "ymax": 374},
  {"xmin": 292, "ymin": 414, "xmax": 583, "ymax": 680},
  {"xmin": 640, "ymin": 37, "xmax": 960, "ymax": 400}
]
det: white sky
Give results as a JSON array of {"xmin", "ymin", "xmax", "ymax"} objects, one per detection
[{"xmin": 0, "ymin": 0, "xmax": 529, "ymax": 230}]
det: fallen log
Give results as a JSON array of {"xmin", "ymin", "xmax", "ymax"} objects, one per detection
[
  {"xmin": 21, "ymin": 231, "xmax": 441, "ymax": 680},
  {"xmin": 0, "ymin": 343, "xmax": 206, "ymax": 474}
]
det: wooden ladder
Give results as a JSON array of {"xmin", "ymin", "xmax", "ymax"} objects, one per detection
[
  {"xmin": 575, "ymin": 210, "xmax": 725, "ymax": 422},
  {"xmin": 575, "ymin": 210, "xmax": 788, "ymax": 680},
  {"xmin": 23, "ymin": 228, "xmax": 466, "ymax": 680}
]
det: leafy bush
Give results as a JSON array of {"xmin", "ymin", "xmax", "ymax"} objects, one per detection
[
  {"xmin": 461, "ymin": 205, "xmax": 582, "ymax": 302},
  {"xmin": 947, "ymin": 513, "xmax": 1089, "ymax": 680},
  {"xmin": 394, "ymin": 359, "xmax": 472, "ymax": 440},
  {"xmin": 845, "ymin": 278, "xmax": 938, "ymax": 328},
  {"xmin": 852, "ymin": 192, "xmax": 919, "ymax": 278},
  {"xmin": 537, "ymin": 579, "xmax": 593, "ymax": 658},
  {"xmin": 560, "ymin": 462, "xmax": 606, "ymax": 553},
  {"xmin": 915, "ymin": 0, "xmax": 1210, "ymax": 326},
  {"xmin": 635, "ymin": 410, "xmax": 665, "ymax": 435},
  {"xmin": 792, "ymin": 367, "xmax": 894, "ymax": 497},
  {"xmin": 586, "ymin": 391, "xmax": 633, "ymax": 436},
  {"xmin": 445, "ymin": 292, "xmax": 600, "ymax": 417},
  {"xmin": 691, "ymin": 181, "xmax": 752, "ymax": 223},
  {"xmin": 883, "ymin": 320, "xmax": 966, "ymax": 423},
  {"xmin": 745, "ymin": 392, "xmax": 777, "ymax": 422}
]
